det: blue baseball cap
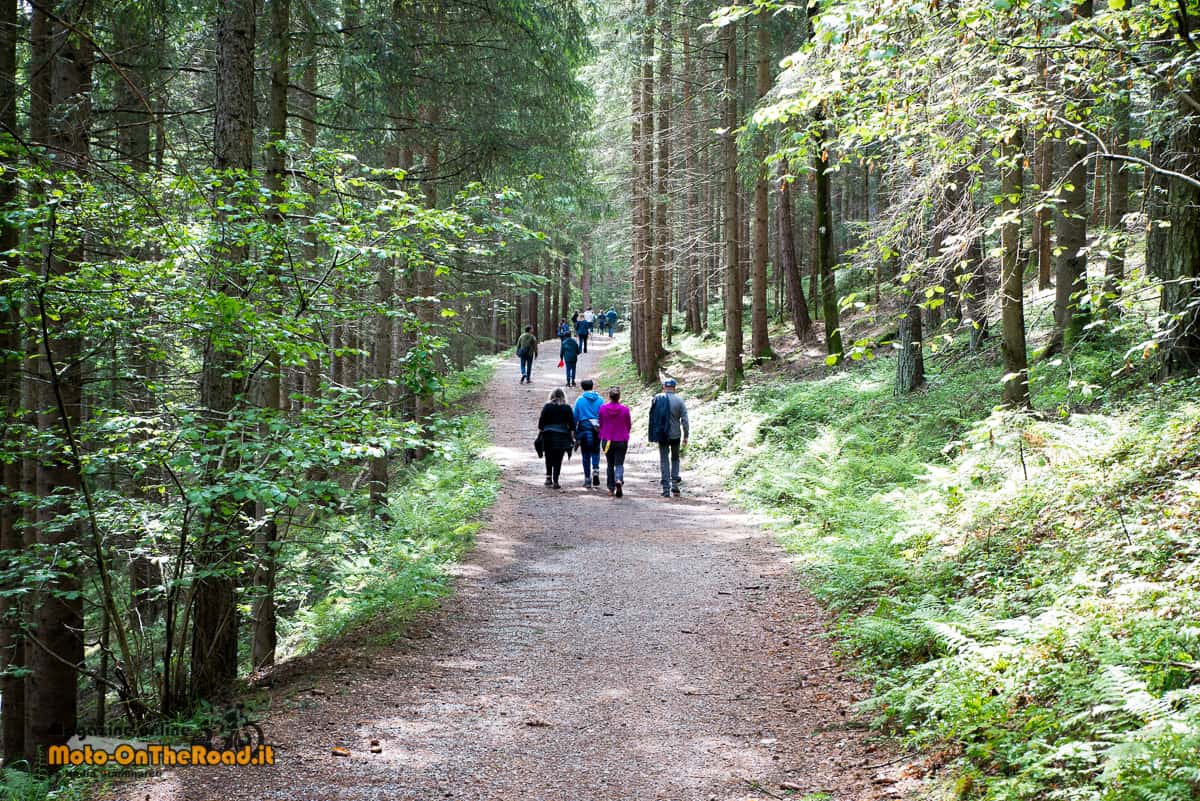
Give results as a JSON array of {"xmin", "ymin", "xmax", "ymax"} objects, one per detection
[{"xmin": 662, "ymin": 378, "xmax": 677, "ymax": 387}]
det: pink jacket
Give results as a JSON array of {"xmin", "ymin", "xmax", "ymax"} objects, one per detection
[{"xmin": 598, "ymin": 402, "xmax": 632, "ymax": 442}]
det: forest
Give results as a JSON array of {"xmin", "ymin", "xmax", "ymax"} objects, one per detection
[{"xmin": 0, "ymin": 0, "xmax": 1198, "ymax": 799}]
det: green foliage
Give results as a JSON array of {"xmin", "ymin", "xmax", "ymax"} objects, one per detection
[
  {"xmin": 694, "ymin": 349, "xmax": 1200, "ymax": 801},
  {"xmin": 0, "ymin": 766, "xmax": 107, "ymax": 801},
  {"xmin": 283, "ymin": 412, "xmax": 500, "ymax": 656}
]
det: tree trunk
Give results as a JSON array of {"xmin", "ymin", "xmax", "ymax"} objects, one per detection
[
  {"xmin": 1102, "ymin": 82, "xmax": 1130, "ymax": 310},
  {"xmin": 0, "ymin": 0, "xmax": 25, "ymax": 764},
  {"xmin": 193, "ymin": 0, "xmax": 255, "ymax": 701},
  {"xmin": 777, "ymin": 160, "xmax": 812, "ymax": 339},
  {"xmin": 27, "ymin": 0, "xmax": 92, "ymax": 761},
  {"xmin": 654, "ymin": 0, "xmax": 670, "ymax": 358},
  {"xmin": 1160, "ymin": 100, "xmax": 1200, "ymax": 373},
  {"xmin": 722, "ymin": 20, "xmax": 743, "ymax": 390},
  {"xmin": 562, "ymin": 257, "xmax": 572, "ymax": 322},
  {"xmin": 1050, "ymin": 133, "xmax": 1089, "ymax": 352},
  {"xmin": 814, "ymin": 115, "xmax": 842, "ymax": 361},
  {"xmin": 1000, "ymin": 131, "xmax": 1031, "ymax": 408},
  {"xmin": 895, "ymin": 290, "xmax": 925, "ymax": 394},
  {"xmin": 1049, "ymin": 0, "xmax": 1093, "ymax": 353},
  {"xmin": 750, "ymin": 19, "xmax": 771, "ymax": 361}
]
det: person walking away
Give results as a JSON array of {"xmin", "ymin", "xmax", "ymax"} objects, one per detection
[
  {"xmin": 515, "ymin": 326, "xmax": 537, "ymax": 384},
  {"xmin": 605, "ymin": 308, "xmax": 617, "ymax": 337},
  {"xmin": 599, "ymin": 387, "xmax": 632, "ymax": 497},
  {"xmin": 648, "ymin": 377, "xmax": 689, "ymax": 497},
  {"xmin": 557, "ymin": 318, "xmax": 571, "ymax": 340},
  {"xmin": 575, "ymin": 314, "xmax": 591, "ymax": 354},
  {"xmin": 560, "ymin": 334, "xmax": 582, "ymax": 386},
  {"xmin": 573, "ymin": 379, "xmax": 604, "ymax": 487},
  {"xmin": 538, "ymin": 388, "xmax": 575, "ymax": 489}
]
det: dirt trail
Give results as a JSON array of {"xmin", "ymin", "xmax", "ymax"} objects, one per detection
[{"xmin": 127, "ymin": 337, "xmax": 912, "ymax": 801}]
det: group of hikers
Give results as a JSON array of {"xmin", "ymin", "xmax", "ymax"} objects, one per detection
[
  {"xmin": 534, "ymin": 377, "xmax": 690, "ymax": 499},
  {"xmin": 514, "ymin": 305, "xmax": 618, "ymax": 386},
  {"xmin": 516, "ymin": 307, "xmax": 691, "ymax": 499}
]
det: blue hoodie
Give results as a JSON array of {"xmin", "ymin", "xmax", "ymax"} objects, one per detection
[{"xmin": 573, "ymin": 390, "xmax": 603, "ymax": 424}]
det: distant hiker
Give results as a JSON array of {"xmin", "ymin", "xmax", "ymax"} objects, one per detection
[
  {"xmin": 573, "ymin": 379, "xmax": 603, "ymax": 488},
  {"xmin": 599, "ymin": 387, "xmax": 632, "ymax": 498},
  {"xmin": 560, "ymin": 334, "xmax": 582, "ymax": 387},
  {"xmin": 557, "ymin": 318, "xmax": 571, "ymax": 340},
  {"xmin": 583, "ymin": 306, "xmax": 595, "ymax": 327},
  {"xmin": 515, "ymin": 326, "xmax": 538, "ymax": 384},
  {"xmin": 605, "ymin": 308, "xmax": 617, "ymax": 337},
  {"xmin": 538, "ymin": 388, "xmax": 575, "ymax": 489},
  {"xmin": 571, "ymin": 310, "xmax": 579, "ymax": 326},
  {"xmin": 575, "ymin": 314, "xmax": 591, "ymax": 354},
  {"xmin": 648, "ymin": 377, "xmax": 689, "ymax": 497}
]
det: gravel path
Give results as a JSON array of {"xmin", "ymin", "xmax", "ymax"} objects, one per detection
[{"xmin": 123, "ymin": 337, "xmax": 913, "ymax": 801}]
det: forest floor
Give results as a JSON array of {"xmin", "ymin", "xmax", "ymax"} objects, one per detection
[{"xmin": 119, "ymin": 336, "xmax": 920, "ymax": 801}]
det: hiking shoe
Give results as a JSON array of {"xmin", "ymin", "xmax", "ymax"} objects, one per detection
[
  {"xmin": 544, "ymin": 476, "xmax": 553, "ymax": 487},
  {"xmin": 661, "ymin": 491, "xmax": 671, "ymax": 498},
  {"xmin": 553, "ymin": 481, "xmax": 561, "ymax": 489},
  {"xmin": 672, "ymin": 486, "xmax": 681, "ymax": 496},
  {"xmin": 615, "ymin": 482, "xmax": 623, "ymax": 498},
  {"xmin": 583, "ymin": 478, "xmax": 591, "ymax": 488},
  {"xmin": 592, "ymin": 474, "xmax": 600, "ymax": 486},
  {"xmin": 608, "ymin": 488, "xmax": 615, "ymax": 497}
]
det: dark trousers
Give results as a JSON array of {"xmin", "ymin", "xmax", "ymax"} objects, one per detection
[
  {"xmin": 544, "ymin": 449, "xmax": 567, "ymax": 483},
  {"xmin": 579, "ymin": 333, "xmax": 589, "ymax": 353},
  {"xmin": 519, "ymin": 354, "xmax": 533, "ymax": 380},
  {"xmin": 565, "ymin": 361, "xmax": 577, "ymax": 384},
  {"xmin": 659, "ymin": 438, "xmax": 681, "ymax": 492},
  {"xmin": 605, "ymin": 441, "xmax": 628, "ymax": 490}
]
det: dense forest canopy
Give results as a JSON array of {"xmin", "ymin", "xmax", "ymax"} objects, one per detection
[{"xmin": 1, "ymin": 0, "xmax": 1199, "ymax": 797}]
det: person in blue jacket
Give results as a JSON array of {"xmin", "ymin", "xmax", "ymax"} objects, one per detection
[
  {"xmin": 557, "ymin": 318, "xmax": 571, "ymax": 340},
  {"xmin": 574, "ymin": 314, "xmax": 591, "ymax": 354},
  {"xmin": 572, "ymin": 379, "xmax": 604, "ymax": 487},
  {"xmin": 605, "ymin": 308, "xmax": 617, "ymax": 337},
  {"xmin": 560, "ymin": 335, "xmax": 582, "ymax": 387}
]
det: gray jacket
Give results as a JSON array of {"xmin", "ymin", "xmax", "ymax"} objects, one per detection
[{"xmin": 659, "ymin": 392, "xmax": 689, "ymax": 440}]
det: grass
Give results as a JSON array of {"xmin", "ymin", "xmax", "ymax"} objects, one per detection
[
  {"xmin": 281, "ymin": 410, "xmax": 500, "ymax": 656},
  {"xmin": 672, "ymin": 323, "xmax": 1200, "ymax": 801}
]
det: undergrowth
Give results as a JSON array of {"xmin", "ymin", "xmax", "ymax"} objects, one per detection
[
  {"xmin": 681, "ymin": 335, "xmax": 1200, "ymax": 801},
  {"xmin": 281, "ymin": 410, "xmax": 500, "ymax": 655}
]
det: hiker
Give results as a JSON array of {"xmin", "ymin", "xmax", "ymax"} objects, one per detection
[
  {"xmin": 648, "ymin": 377, "xmax": 689, "ymax": 497},
  {"xmin": 560, "ymin": 334, "xmax": 582, "ymax": 387},
  {"xmin": 557, "ymin": 318, "xmax": 571, "ymax": 340},
  {"xmin": 515, "ymin": 326, "xmax": 538, "ymax": 384},
  {"xmin": 575, "ymin": 313, "xmax": 591, "ymax": 354},
  {"xmin": 599, "ymin": 387, "xmax": 632, "ymax": 498},
  {"xmin": 573, "ymin": 379, "xmax": 603, "ymax": 488},
  {"xmin": 605, "ymin": 308, "xmax": 617, "ymax": 337},
  {"xmin": 537, "ymin": 388, "xmax": 575, "ymax": 489}
]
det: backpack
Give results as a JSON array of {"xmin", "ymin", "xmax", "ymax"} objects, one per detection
[{"xmin": 648, "ymin": 394, "xmax": 670, "ymax": 445}]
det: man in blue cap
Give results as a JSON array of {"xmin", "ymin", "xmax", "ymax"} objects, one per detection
[{"xmin": 647, "ymin": 377, "xmax": 689, "ymax": 497}]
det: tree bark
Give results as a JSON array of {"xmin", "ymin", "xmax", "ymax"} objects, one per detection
[
  {"xmin": 722, "ymin": 20, "xmax": 743, "ymax": 390},
  {"xmin": 193, "ymin": 0, "xmax": 255, "ymax": 701},
  {"xmin": 27, "ymin": 0, "xmax": 92, "ymax": 761},
  {"xmin": 1102, "ymin": 81, "xmax": 1130, "ymax": 310},
  {"xmin": 1000, "ymin": 131, "xmax": 1031, "ymax": 408},
  {"xmin": 777, "ymin": 160, "xmax": 812, "ymax": 339},
  {"xmin": 895, "ymin": 290, "xmax": 925, "ymax": 394},
  {"xmin": 814, "ymin": 115, "xmax": 842, "ymax": 361},
  {"xmin": 0, "ymin": 0, "xmax": 25, "ymax": 764},
  {"xmin": 750, "ymin": 19, "xmax": 771, "ymax": 361}
]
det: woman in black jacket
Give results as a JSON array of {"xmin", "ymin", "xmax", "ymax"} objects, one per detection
[{"xmin": 538, "ymin": 388, "xmax": 575, "ymax": 488}]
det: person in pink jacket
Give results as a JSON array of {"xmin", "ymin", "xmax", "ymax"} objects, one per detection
[{"xmin": 598, "ymin": 387, "xmax": 632, "ymax": 497}]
